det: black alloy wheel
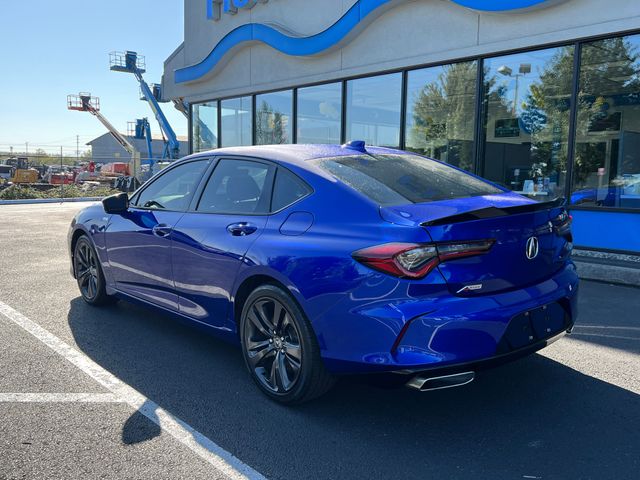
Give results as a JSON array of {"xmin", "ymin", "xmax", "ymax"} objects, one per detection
[
  {"xmin": 240, "ymin": 285, "xmax": 335, "ymax": 404},
  {"xmin": 74, "ymin": 236, "xmax": 112, "ymax": 306},
  {"xmin": 244, "ymin": 297, "xmax": 303, "ymax": 394}
]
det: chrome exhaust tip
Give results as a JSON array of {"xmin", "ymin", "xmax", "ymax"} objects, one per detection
[{"xmin": 406, "ymin": 371, "xmax": 475, "ymax": 392}]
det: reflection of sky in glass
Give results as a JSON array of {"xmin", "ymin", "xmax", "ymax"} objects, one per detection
[
  {"xmin": 485, "ymin": 49, "xmax": 564, "ymax": 114},
  {"xmin": 346, "ymin": 73, "xmax": 402, "ymax": 147},
  {"xmin": 221, "ymin": 96, "xmax": 252, "ymax": 147},
  {"xmin": 297, "ymin": 83, "xmax": 342, "ymax": 144},
  {"xmin": 193, "ymin": 103, "xmax": 218, "ymax": 152}
]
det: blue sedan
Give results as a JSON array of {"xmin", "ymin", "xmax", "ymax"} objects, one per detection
[{"xmin": 68, "ymin": 143, "xmax": 578, "ymax": 404}]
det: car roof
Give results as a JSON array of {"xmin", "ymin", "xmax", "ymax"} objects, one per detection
[{"xmin": 182, "ymin": 144, "xmax": 406, "ymax": 169}]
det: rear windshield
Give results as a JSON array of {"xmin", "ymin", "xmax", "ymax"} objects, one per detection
[
  {"xmin": 0, "ymin": 166, "xmax": 13, "ymax": 174},
  {"xmin": 312, "ymin": 154, "xmax": 502, "ymax": 206}
]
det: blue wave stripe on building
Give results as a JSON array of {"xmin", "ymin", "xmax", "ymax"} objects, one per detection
[{"xmin": 175, "ymin": 0, "xmax": 555, "ymax": 84}]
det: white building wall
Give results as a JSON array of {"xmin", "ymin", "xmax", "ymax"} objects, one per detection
[
  {"xmin": 87, "ymin": 134, "xmax": 189, "ymax": 163},
  {"xmin": 163, "ymin": 0, "xmax": 640, "ymax": 103}
]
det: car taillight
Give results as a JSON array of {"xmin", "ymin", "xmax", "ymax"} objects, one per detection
[
  {"xmin": 553, "ymin": 211, "xmax": 573, "ymax": 240},
  {"xmin": 352, "ymin": 240, "xmax": 494, "ymax": 279}
]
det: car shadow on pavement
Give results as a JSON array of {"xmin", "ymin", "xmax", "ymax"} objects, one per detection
[
  {"xmin": 68, "ymin": 297, "xmax": 639, "ymax": 480},
  {"xmin": 566, "ymin": 281, "xmax": 640, "ymax": 355}
]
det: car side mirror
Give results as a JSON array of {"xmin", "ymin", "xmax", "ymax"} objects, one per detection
[{"xmin": 102, "ymin": 192, "xmax": 130, "ymax": 214}]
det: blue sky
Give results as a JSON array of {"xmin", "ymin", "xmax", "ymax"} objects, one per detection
[{"xmin": 0, "ymin": 0, "xmax": 186, "ymax": 156}]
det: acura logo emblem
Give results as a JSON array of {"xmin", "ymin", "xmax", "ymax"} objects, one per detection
[{"xmin": 526, "ymin": 237, "xmax": 539, "ymax": 260}]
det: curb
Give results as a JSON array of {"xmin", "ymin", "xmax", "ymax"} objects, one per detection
[
  {"xmin": 574, "ymin": 260, "xmax": 640, "ymax": 288},
  {"xmin": 573, "ymin": 248, "xmax": 640, "ymax": 288},
  {"xmin": 0, "ymin": 198, "xmax": 103, "ymax": 205}
]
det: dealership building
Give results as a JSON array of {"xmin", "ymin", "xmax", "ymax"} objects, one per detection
[{"xmin": 162, "ymin": 0, "xmax": 640, "ymax": 259}]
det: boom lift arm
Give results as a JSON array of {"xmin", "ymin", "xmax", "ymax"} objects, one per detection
[
  {"xmin": 173, "ymin": 97, "xmax": 217, "ymax": 148},
  {"xmin": 110, "ymin": 51, "xmax": 180, "ymax": 160},
  {"xmin": 129, "ymin": 118, "xmax": 155, "ymax": 173},
  {"xmin": 67, "ymin": 93, "xmax": 140, "ymax": 177}
]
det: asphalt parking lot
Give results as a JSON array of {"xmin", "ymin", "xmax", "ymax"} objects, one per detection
[{"xmin": 0, "ymin": 202, "xmax": 638, "ymax": 480}]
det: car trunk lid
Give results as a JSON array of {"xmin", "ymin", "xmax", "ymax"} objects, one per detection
[{"xmin": 380, "ymin": 194, "xmax": 572, "ymax": 295}]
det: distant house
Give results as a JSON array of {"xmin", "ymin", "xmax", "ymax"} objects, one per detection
[{"xmin": 86, "ymin": 132, "xmax": 189, "ymax": 164}]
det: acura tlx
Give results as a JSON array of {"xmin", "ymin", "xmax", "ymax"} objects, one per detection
[{"xmin": 68, "ymin": 142, "xmax": 578, "ymax": 404}]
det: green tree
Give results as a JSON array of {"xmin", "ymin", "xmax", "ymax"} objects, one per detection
[
  {"xmin": 407, "ymin": 62, "xmax": 509, "ymax": 171},
  {"xmin": 256, "ymin": 101, "xmax": 287, "ymax": 144},
  {"xmin": 519, "ymin": 46, "xmax": 575, "ymax": 180},
  {"xmin": 574, "ymin": 36, "xmax": 640, "ymax": 185},
  {"xmin": 520, "ymin": 38, "xmax": 640, "ymax": 186},
  {"xmin": 408, "ymin": 62, "xmax": 477, "ymax": 170}
]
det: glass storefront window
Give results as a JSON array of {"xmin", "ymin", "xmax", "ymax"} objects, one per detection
[
  {"xmin": 255, "ymin": 90, "xmax": 293, "ymax": 145},
  {"xmin": 297, "ymin": 83, "xmax": 342, "ymax": 144},
  {"xmin": 406, "ymin": 61, "xmax": 478, "ymax": 171},
  {"xmin": 190, "ymin": 33, "xmax": 640, "ymax": 215},
  {"xmin": 192, "ymin": 102, "xmax": 218, "ymax": 152},
  {"xmin": 221, "ymin": 96, "xmax": 253, "ymax": 147},
  {"xmin": 346, "ymin": 73, "xmax": 402, "ymax": 147},
  {"xmin": 482, "ymin": 47, "xmax": 574, "ymax": 201},
  {"xmin": 572, "ymin": 34, "xmax": 640, "ymax": 209}
]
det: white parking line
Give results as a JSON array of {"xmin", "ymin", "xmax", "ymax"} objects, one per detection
[
  {"xmin": 573, "ymin": 325, "xmax": 640, "ymax": 331},
  {"xmin": 0, "ymin": 300, "xmax": 266, "ymax": 480},
  {"xmin": 572, "ymin": 332, "xmax": 638, "ymax": 341},
  {"xmin": 0, "ymin": 393, "xmax": 122, "ymax": 403}
]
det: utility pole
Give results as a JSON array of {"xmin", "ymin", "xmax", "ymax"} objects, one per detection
[
  {"xmin": 60, "ymin": 146, "xmax": 64, "ymax": 199},
  {"xmin": 76, "ymin": 135, "xmax": 80, "ymax": 165},
  {"xmin": 25, "ymin": 142, "xmax": 29, "ymax": 157}
]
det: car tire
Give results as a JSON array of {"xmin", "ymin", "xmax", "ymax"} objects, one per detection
[
  {"xmin": 74, "ymin": 236, "xmax": 114, "ymax": 307},
  {"xmin": 240, "ymin": 284, "xmax": 335, "ymax": 404}
]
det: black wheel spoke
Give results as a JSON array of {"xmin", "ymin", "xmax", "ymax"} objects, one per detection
[
  {"xmin": 247, "ymin": 340, "xmax": 274, "ymax": 367},
  {"xmin": 283, "ymin": 342, "xmax": 301, "ymax": 366},
  {"xmin": 87, "ymin": 276, "xmax": 96, "ymax": 298},
  {"xmin": 248, "ymin": 308, "xmax": 271, "ymax": 337},
  {"xmin": 269, "ymin": 352, "xmax": 281, "ymax": 390},
  {"xmin": 255, "ymin": 301, "xmax": 275, "ymax": 333},
  {"xmin": 77, "ymin": 246, "xmax": 88, "ymax": 267},
  {"xmin": 272, "ymin": 302, "xmax": 285, "ymax": 332},
  {"xmin": 277, "ymin": 352, "xmax": 292, "ymax": 391},
  {"xmin": 77, "ymin": 268, "xmax": 91, "ymax": 284}
]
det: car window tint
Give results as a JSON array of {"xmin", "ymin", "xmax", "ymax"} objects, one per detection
[
  {"xmin": 197, "ymin": 159, "xmax": 272, "ymax": 214},
  {"xmin": 134, "ymin": 160, "xmax": 209, "ymax": 211},
  {"xmin": 313, "ymin": 154, "xmax": 502, "ymax": 206},
  {"xmin": 271, "ymin": 168, "xmax": 312, "ymax": 211}
]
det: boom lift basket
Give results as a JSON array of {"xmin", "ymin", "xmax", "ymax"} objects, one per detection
[
  {"xmin": 110, "ymin": 51, "xmax": 146, "ymax": 74},
  {"xmin": 67, "ymin": 93, "xmax": 100, "ymax": 112}
]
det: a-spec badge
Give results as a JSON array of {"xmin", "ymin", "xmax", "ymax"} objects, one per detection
[{"xmin": 457, "ymin": 284, "xmax": 483, "ymax": 294}]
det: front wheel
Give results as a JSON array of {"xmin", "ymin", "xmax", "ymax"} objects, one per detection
[
  {"xmin": 240, "ymin": 285, "xmax": 334, "ymax": 404},
  {"xmin": 73, "ymin": 236, "xmax": 113, "ymax": 306}
]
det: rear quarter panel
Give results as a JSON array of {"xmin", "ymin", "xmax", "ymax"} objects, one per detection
[{"xmin": 239, "ymin": 170, "xmax": 439, "ymax": 366}]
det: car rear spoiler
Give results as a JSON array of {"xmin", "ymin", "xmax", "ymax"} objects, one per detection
[{"xmin": 421, "ymin": 198, "xmax": 567, "ymax": 227}]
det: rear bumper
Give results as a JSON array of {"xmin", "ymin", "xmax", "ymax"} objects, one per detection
[
  {"xmin": 319, "ymin": 263, "xmax": 578, "ymax": 374},
  {"xmin": 395, "ymin": 328, "xmax": 569, "ymax": 377}
]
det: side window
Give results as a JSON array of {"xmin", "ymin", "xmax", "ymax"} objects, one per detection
[
  {"xmin": 134, "ymin": 160, "xmax": 209, "ymax": 211},
  {"xmin": 271, "ymin": 168, "xmax": 312, "ymax": 211},
  {"xmin": 197, "ymin": 159, "xmax": 273, "ymax": 214}
]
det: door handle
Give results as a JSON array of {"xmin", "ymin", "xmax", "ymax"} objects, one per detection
[
  {"xmin": 227, "ymin": 222, "xmax": 258, "ymax": 237},
  {"xmin": 152, "ymin": 224, "xmax": 172, "ymax": 238}
]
